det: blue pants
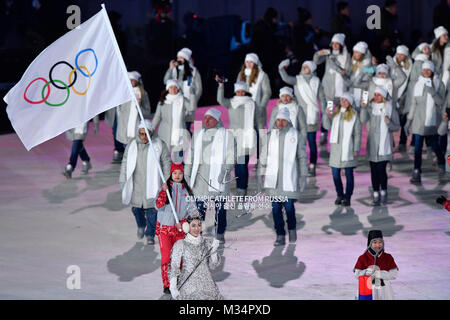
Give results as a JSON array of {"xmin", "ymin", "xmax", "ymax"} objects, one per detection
[
  {"xmin": 413, "ymin": 134, "xmax": 445, "ymax": 171},
  {"xmin": 69, "ymin": 140, "xmax": 90, "ymax": 169},
  {"xmin": 272, "ymin": 199, "xmax": 296, "ymax": 236},
  {"xmin": 112, "ymin": 118, "xmax": 125, "ymax": 153},
  {"xmin": 331, "ymin": 167, "xmax": 354, "ymax": 200},
  {"xmin": 196, "ymin": 200, "xmax": 227, "ymax": 235},
  {"xmin": 307, "ymin": 131, "xmax": 318, "ymax": 164},
  {"xmin": 235, "ymin": 155, "xmax": 250, "ymax": 190},
  {"xmin": 132, "ymin": 207, "xmax": 157, "ymax": 237}
]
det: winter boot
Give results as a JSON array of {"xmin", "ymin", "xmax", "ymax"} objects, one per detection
[
  {"xmin": 81, "ymin": 161, "xmax": 92, "ymax": 174},
  {"xmin": 235, "ymin": 188, "xmax": 247, "ymax": 197},
  {"xmin": 62, "ymin": 164, "xmax": 73, "ymax": 179},
  {"xmin": 146, "ymin": 236, "xmax": 155, "ymax": 245},
  {"xmin": 112, "ymin": 150, "xmax": 123, "ymax": 164},
  {"xmin": 320, "ymin": 132, "xmax": 327, "ymax": 145},
  {"xmin": 335, "ymin": 196, "xmax": 343, "ymax": 205},
  {"xmin": 341, "ymin": 198, "xmax": 351, "ymax": 207},
  {"xmin": 410, "ymin": 169, "xmax": 421, "ymax": 184},
  {"xmin": 274, "ymin": 235, "xmax": 286, "ymax": 246},
  {"xmin": 387, "ymin": 161, "xmax": 392, "ymax": 172},
  {"xmin": 288, "ymin": 229, "xmax": 297, "ymax": 243},
  {"xmin": 397, "ymin": 144, "xmax": 406, "ymax": 152},
  {"xmin": 308, "ymin": 163, "xmax": 316, "ymax": 177},
  {"xmin": 137, "ymin": 227, "xmax": 145, "ymax": 239},
  {"xmin": 371, "ymin": 191, "xmax": 380, "ymax": 206},
  {"xmin": 380, "ymin": 190, "xmax": 388, "ymax": 205},
  {"xmin": 163, "ymin": 287, "xmax": 171, "ymax": 295}
]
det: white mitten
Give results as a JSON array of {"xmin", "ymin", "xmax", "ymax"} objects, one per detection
[
  {"xmin": 365, "ymin": 268, "xmax": 374, "ymax": 275},
  {"xmin": 279, "ymin": 59, "xmax": 290, "ymax": 69},
  {"xmin": 212, "ymin": 238, "xmax": 220, "ymax": 251},
  {"xmin": 169, "ymin": 277, "xmax": 180, "ymax": 299}
]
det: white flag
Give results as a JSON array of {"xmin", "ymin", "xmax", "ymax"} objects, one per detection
[{"xmin": 3, "ymin": 7, "xmax": 133, "ymax": 150}]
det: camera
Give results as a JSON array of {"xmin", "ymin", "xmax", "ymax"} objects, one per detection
[{"xmin": 216, "ymin": 76, "xmax": 228, "ymax": 84}]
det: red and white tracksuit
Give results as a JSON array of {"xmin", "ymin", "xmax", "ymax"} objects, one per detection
[{"xmin": 155, "ymin": 182, "xmax": 191, "ymax": 289}]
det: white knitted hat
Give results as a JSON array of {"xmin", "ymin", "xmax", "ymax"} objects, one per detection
[
  {"xmin": 418, "ymin": 42, "xmax": 430, "ymax": 51},
  {"xmin": 340, "ymin": 92, "xmax": 354, "ymax": 105},
  {"xmin": 376, "ymin": 63, "xmax": 389, "ymax": 75},
  {"xmin": 422, "ymin": 60, "xmax": 435, "ymax": 72},
  {"xmin": 302, "ymin": 60, "xmax": 317, "ymax": 73},
  {"xmin": 245, "ymin": 53, "xmax": 260, "ymax": 65},
  {"xmin": 331, "ymin": 33, "xmax": 346, "ymax": 46},
  {"xmin": 234, "ymin": 81, "xmax": 249, "ymax": 93},
  {"xmin": 374, "ymin": 86, "xmax": 388, "ymax": 98},
  {"xmin": 279, "ymin": 86, "xmax": 294, "ymax": 98},
  {"xmin": 205, "ymin": 108, "xmax": 222, "ymax": 121},
  {"xmin": 165, "ymin": 79, "xmax": 180, "ymax": 90},
  {"xmin": 434, "ymin": 26, "xmax": 448, "ymax": 39},
  {"xmin": 138, "ymin": 119, "xmax": 152, "ymax": 130},
  {"xmin": 177, "ymin": 48, "xmax": 192, "ymax": 61},
  {"xmin": 353, "ymin": 41, "xmax": 368, "ymax": 54},
  {"xmin": 128, "ymin": 71, "xmax": 141, "ymax": 82},
  {"xmin": 396, "ymin": 45, "xmax": 409, "ymax": 56},
  {"xmin": 276, "ymin": 108, "xmax": 291, "ymax": 121}
]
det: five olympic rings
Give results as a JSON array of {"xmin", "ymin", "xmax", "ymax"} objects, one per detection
[{"xmin": 23, "ymin": 48, "xmax": 98, "ymax": 107}]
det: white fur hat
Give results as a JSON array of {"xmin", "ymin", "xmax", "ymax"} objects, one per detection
[
  {"xmin": 165, "ymin": 79, "xmax": 180, "ymax": 90},
  {"xmin": 234, "ymin": 81, "xmax": 249, "ymax": 93},
  {"xmin": 422, "ymin": 60, "xmax": 435, "ymax": 72},
  {"xmin": 302, "ymin": 60, "xmax": 317, "ymax": 73},
  {"xmin": 276, "ymin": 108, "xmax": 291, "ymax": 121},
  {"xmin": 376, "ymin": 63, "xmax": 389, "ymax": 75},
  {"xmin": 138, "ymin": 119, "xmax": 152, "ymax": 130},
  {"xmin": 177, "ymin": 48, "xmax": 192, "ymax": 61},
  {"xmin": 374, "ymin": 86, "xmax": 388, "ymax": 98},
  {"xmin": 396, "ymin": 45, "xmax": 409, "ymax": 56},
  {"xmin": 128, "ymin": 71, "xmax": 141, "ymax": 82},
  {"xmin": 353, "ymin": 41, "xmax": 368, "ymax": 54},
  {"xmin": 245, "ymin": 53, "xmax": 260, "ymax": 65},
  {"xmin": 331, "ymin": 33, "xmax": 346, "ymax": 46},
  {"xmin": 279, "ymin": 86, "xmax": 294, "ymax": 98},
  {"xmin": 205, "ymin": 108, "xmax": 222, "ymax": 121},
  {"xmin": 434, "ymin": 26, "xmax": 448, "ymax": 39},
  {"xmin": 340, "ymin": 92, "xmax": 354, "ymax": 105}
]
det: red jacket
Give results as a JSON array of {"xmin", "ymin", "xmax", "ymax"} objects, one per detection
[{"xmin": 444, "ymin": 200, "xmax": 450, "ymax": 212}]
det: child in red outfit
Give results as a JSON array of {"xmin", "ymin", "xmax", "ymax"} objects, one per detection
[
  {"xmin": 353, "ymin": 230, "xmax": 398, "ymax": 300},
  {"xmin": 436, "ymin": 196, "xmax": 450, "ymax": 212},
  {"xmin": 156, "ymin": 163, "xmax": 196, "ymax": 295}
]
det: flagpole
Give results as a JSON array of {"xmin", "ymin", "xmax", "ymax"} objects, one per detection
[{"xmin": 100, "ymin": 4, "xmax": 181, "ymax": 228}]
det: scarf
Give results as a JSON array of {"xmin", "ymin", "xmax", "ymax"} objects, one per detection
[
  {"xmin": 297, "ymin": 75, "xmax": 320, "ymax": 125},
  {"xmin": 122, "ymin": 138, "xmax": 162, "ymax": 205},
  {"xmin": 395, "ymin": 56, "xmax": 412, "ymax": 98},
  {"xmin": 264, "ymin": 127, "xmax": 298, "ymax": 192},
  {"xmin": 230, "ymin": 96, "xmax": 255, "ymax": 149},
  {"xmin": 330, "ymin": 47, "xmax": 348, "ymax": 98},
  {"xmin": 278, "ymin": 103, "xmax": 299, "ymax": 129},
  {"xmin": 165, "ymin": 93, "xmax": 184, "ymax": 147},
  {"xmin": 190, "ymin": 127, "xmax": 227, "ymax": 192},
  {"xmin": 248, "ymin": 70, "xmax": 264, "ymax": 104},
  {"xmin": 185, "ymin": 233, "xmax": 202, "ymax": 245},
  {"xmin": 181, "ymin": 67, "xmax": 197, "ymax": 101},
  {"xmin": 413, "ymin": 76, "xmax": 440, "ymax": 126},
  {"xmin": 372, "ymin": 77, "xmax": 393, "ymax": 98},
  {"xmin": 330, "ymin": 108, "xmax": 356, "ymax": 162},
  {"xmin": 372, "ymin": 101, "xmax": 393, "ymax": 156}
]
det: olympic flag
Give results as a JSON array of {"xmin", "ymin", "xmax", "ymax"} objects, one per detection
[{"xmin": 3, "ymin": 6, "xmax": 133, "ymax": 151}]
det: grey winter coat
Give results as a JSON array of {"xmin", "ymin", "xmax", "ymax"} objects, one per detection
[
  {"xmin": 322, "ymin": 109, "xmax": 362, "ymax": 168},
  {"xmin": 217, "ymin": 85, "xmax": 256, "ymax": 157},
  {"xmin": 431, "ymin": 41, "xmax": 450, "ymax": 78},
  {"xmin": 151, "ymin": 96, "xmax": 191, "ymax": 153},
  {"xmin": 405, "ymin": 79, "xmax": 446, "ymax": 136},
  {"xmin": 437, "ymin": 92, "xmax": 450, "ymax": 172},
  {"xmin": 163, "ymin": 66, "xmax": 203, "ymax": 123},
  {"xmin": 184, "ymin": 122, "xmax": 236, "ymax": 197},
  {"xmin": 105, "ymin": 89, "xmax": 151, "ymax": 128},
  {"xmin": 119, "ymin": 134, "xmax": 171, "ymax": 209},
  {"xmin": 313, "ymin": 49, "xmax": 352, "ymax": 103},
  {"xmin": 65, "ymin": 115, "xmax": 99, "ymax": 141},
  {"xmin": 236, "ymin": 70, "xmax": 272, "ymax": 129},
  {"xmin": 360, "ymin": 102, "xmax": 400, "ymax": 162},
  {"xmin": 277, "ymin": 68, "xmax": 327, "ymax": 132},
  {"xmin": 257, "ymin": 123, "xmax": 308, "ymax": 200}
]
